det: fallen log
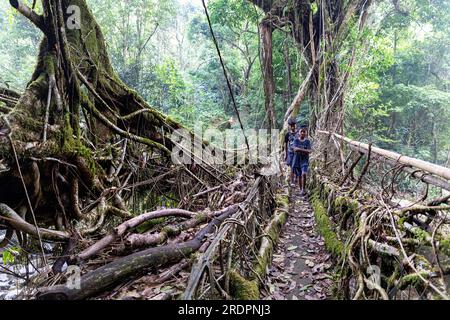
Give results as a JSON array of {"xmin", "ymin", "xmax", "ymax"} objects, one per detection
[
  {"xmin": 36, "ymin": 204, "xmax": 239, "ymax": 300},
  {"xmin": 318, "ymin": 131, "xmax": 450, "ymax": 182},
  {"xmin": 368, "ymin": 239, "xmax": 400, "ymax": 257},
  {"xmin": 125, "ymin": 214, "xmax": 209, "ymax": 248},
  {"xmin": 397, "ymin": 266, "xmax": 450, "ymax": 290},
  {"xmin": 0, "ymin": 203, "xmax": 70, "ymax": 241}
]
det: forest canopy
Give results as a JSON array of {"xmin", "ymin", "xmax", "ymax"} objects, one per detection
[{"xmin": 1, "ymin": 0, "xmax": 448, "ymax": 164}]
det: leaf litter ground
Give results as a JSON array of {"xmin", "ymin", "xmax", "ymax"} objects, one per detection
[{"xmin": 261, "ymin": 188, "xmax": 335, "ymax": 300}]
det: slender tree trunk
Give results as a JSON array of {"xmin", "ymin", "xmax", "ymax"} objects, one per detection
[
  {"xmin": 283, "ymin": 38, "xmax": 293, "ymax": 105},
  {"xmin": 260, "ymin": 18, "xmax": 276, "ymax": 129},
  {"xmin": 431, "ymin": 121, "xmax": 437, "ymax": 164},
  {"xmin": 392, "ymin": 29, "xmax": 398, "ymax": 84}
]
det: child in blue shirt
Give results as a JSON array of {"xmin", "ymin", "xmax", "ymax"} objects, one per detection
[
  {"xmin": 284, "ymin": 118, "xmax": 297, "ymax": 186},
  {"xmin": 292, "ymin": 127, "xmax": 312, "ymax": 195}
]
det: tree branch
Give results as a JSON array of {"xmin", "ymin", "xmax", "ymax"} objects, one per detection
[
  {"xmin": 9, "ymin": 0, "xmax": 45, "ymax": 32},
  {"xmin": 0, "ymin": 203, "xmax": 70, "ymax": 241}
]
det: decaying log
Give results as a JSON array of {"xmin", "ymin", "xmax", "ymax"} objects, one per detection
[
  {"xmin": 125, "ymin": 214, "xmax": 209, "ymax": 248},
  {"xmin": 37, "ymin": 206, "xmax": 238, "ymax": 300},
  {"xmin": 397, "ymin": 266, "xmax": 450, "ymax": 290},
  {"xmin": 367, "ymin": 239, "xmax": 400, "ymax": 257}
]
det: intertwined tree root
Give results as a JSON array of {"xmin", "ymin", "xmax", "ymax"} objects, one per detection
[{"xmin": 310, "ymin": 170, "xmax": 450, "ymax": 300}]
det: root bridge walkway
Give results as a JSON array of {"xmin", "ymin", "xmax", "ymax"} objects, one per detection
[{"xmin": 263, "ymin": 187, "xmax": 334, "ymax": 300}]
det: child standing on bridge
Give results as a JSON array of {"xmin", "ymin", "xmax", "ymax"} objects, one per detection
[
  {"xmin": 292, "ymin": 127, "xmax": 312, "ymax": 196},
  {"xmin": 284, "ymin": 118, "xmax": 298, "ymax": 187}
]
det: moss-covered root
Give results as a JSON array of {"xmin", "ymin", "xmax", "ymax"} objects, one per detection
[
  {"xmin": 397, "ymin": 272, "xmax": 429, "ymax": 290},
  {"xmin": 311, "ymin": 194, "xmax": 344, "ymax": 257},
  {"xmin": 253, "ymin": 191, "xmax": 288, "ymax": 279},
  {"xmin": 228, "ymin": 190, "xmax": 288, "ymax": 300},
  {"xmin": 228, "ymin": 270, "xmax": 259, "ymax": 300}
]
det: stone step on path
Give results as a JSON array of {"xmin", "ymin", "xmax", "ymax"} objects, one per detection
[{"xmin": 262, "ymin": 187, "xmax": 335, "ymax": 300}]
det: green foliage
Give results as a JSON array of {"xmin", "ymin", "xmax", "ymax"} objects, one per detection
[
  {"xmin": 346, "ymin": 0, "xmax": 450, "ymax": 165},
  {"xmin": 0, "ymin": 1, "xmax": 40, "ymax": 90},
  {"xmin": 0, "ymin": 0, "xmax": 448, "ymax": 165},
  {"xmin": 2, "ymin": 246, "xmax": 21, "ymax": 265}
]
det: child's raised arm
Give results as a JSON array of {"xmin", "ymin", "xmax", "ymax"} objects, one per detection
[{"xmin": 293, "ymin": 147, "xmax": 312, "ymax": 154}]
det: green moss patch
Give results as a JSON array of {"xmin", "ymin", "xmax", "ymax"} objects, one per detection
[
  {"xmin": 311, "ymin": 194, "xmax": 344, "ymax": 257},
  {"xmin": 136, "ymin": 217, "xmax": 167, "ymax": 233},
  {"xmin": 228, "ymin": 270, "xmax": 259, "ymax": 300}
]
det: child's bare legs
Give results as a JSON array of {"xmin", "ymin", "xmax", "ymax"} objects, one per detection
[
  {"xmin": 300, "ymin": 165, "xmax": 308, "ymax": 195},
  {"xmin": 301, "ymin": 173, "xmax": 307, "ymax": 193}
]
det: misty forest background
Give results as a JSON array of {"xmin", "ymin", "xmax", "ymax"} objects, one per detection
[{"xmin": 1, "ymin": 0, "xmax": 449, "ymax": 165}]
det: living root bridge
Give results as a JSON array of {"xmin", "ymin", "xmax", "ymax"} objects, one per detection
[
  {"xmin": 73, "ymin": 208, "xmax": 210, "ymax": 263},
  {"xmin": 311, "ymin": 131, "xmax": 450, "ymax": 300},
  {"xmin": 318, "ymin": 130, "xmax": 450, "ymax": 190},
  {"xmin": 183, "ymin": 177, "xmax": 288, "ymax": 300}
]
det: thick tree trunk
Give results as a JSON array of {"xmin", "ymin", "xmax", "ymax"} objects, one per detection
[{"xmin": 0, "ymin": 0, "xmax": 183, "ymax": 235}]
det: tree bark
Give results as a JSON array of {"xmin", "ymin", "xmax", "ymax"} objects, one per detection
[{"xmin": 260, "ymin": 19, "xmax": 276, "ymax": 129}]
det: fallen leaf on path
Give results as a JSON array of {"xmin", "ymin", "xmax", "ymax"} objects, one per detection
[
  {"xmin": 313, "ymin": 274, "xmax": 331, "ymax": 280},
  {"xmin": 275, "ymin": 282, "xmax": 289, "ymax": 289},
  {"xmin": 299, "ymin": 284, "xmax": 312, "ymax": 291},
  {"xmin": 305, "ymin": 259, "xmax": 315, "ymax": 268},
  {"xmin": 286, "ymin": 281, "xmax": 296, "ymax": 293},
  {"xmin": 268, "ymin": 284, "xmax": 275, "ymax": 294},
  {"xmin": 313, "ymin": 285, "xmax": 323, "ymax": 293},
  {"xmin": 312, "ymin": 263, "xmax": 325, "ymax": 274}
]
